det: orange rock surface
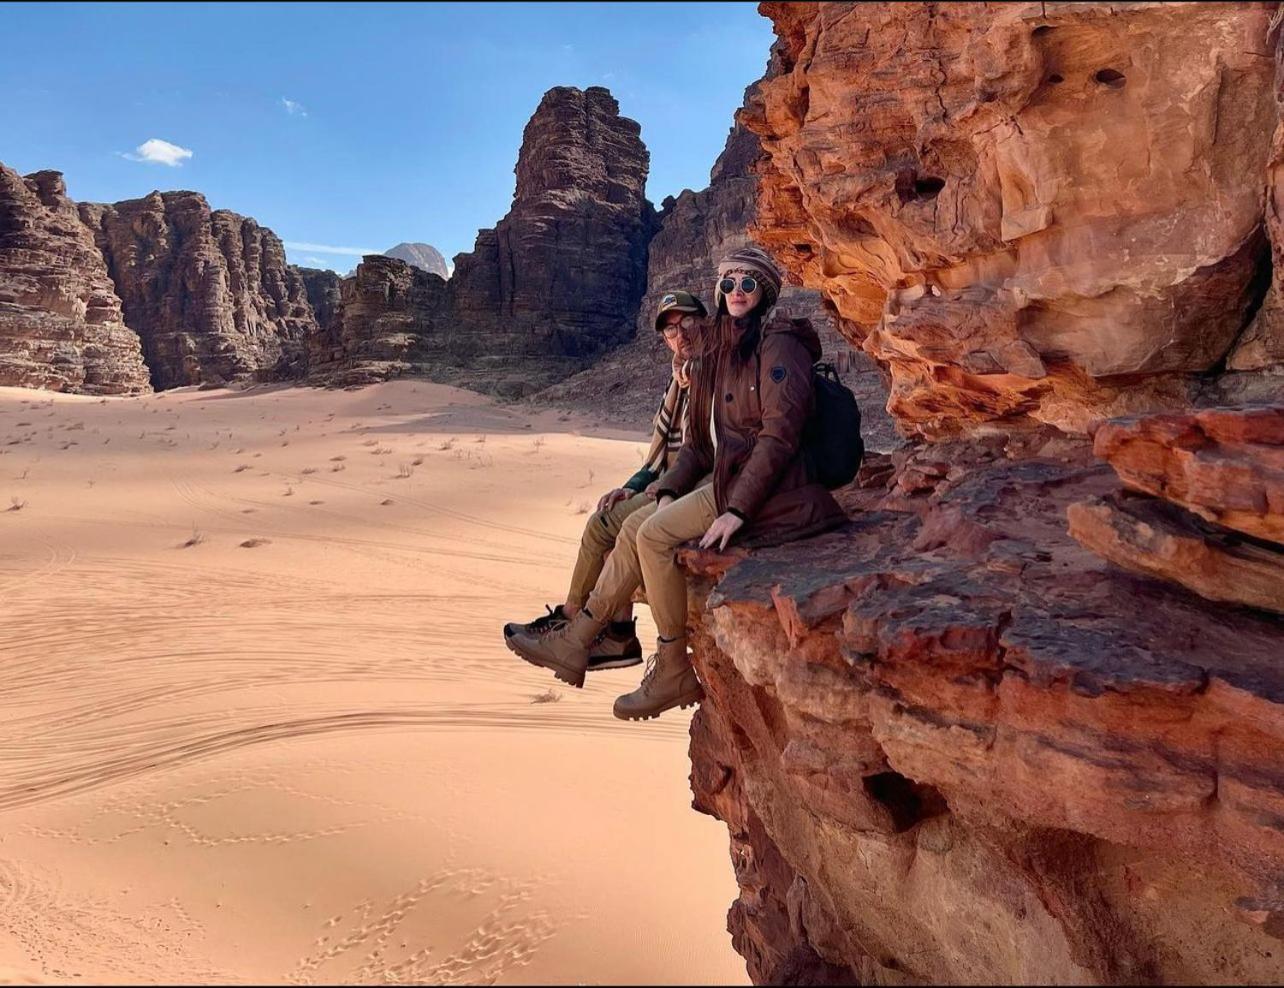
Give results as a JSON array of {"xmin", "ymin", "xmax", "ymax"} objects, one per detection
[{"xmin": 743, "ymin": 1, "xmax": 1279, "ymax": 438}]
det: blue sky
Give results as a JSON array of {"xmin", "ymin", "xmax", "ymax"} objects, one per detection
[{"xmin": 1, "ymin": 2, "xmax": 774, "ymax": 272}]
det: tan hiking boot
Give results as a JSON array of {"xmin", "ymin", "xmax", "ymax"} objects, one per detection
[
  {"xmin": 505, "ymin": 610, "xmax": 604, "ymax": 688},
  {"xmin": 613, "ymin": 636, "xmax": 704, "ymax": 720}
]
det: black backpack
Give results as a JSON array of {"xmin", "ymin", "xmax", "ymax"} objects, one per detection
[{"xmin": 804, "ymin": 362, "xmax": 864, "ymax": 489}]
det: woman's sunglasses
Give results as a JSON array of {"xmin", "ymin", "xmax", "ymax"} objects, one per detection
[{"xmin": 719, "ymin": 275, "xmax": 759, "ymax": 297}]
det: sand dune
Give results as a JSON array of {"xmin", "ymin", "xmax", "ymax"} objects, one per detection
[{"xmin": 0, "ymin": 381, "xmax": 746, "ymax": 985}]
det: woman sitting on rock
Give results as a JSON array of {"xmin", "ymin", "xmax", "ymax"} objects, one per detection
[{"xmin": 506, "ymin": 247, "xmax": 846, "ymax": 720}]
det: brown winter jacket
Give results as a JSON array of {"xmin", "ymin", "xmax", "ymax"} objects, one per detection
[{"xmin": 655, "ymin": 315, "xmax": 847, "ymax": 548}]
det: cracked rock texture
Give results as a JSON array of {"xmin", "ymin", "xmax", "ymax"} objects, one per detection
[
  {"xmin": 80, "ymin": 192, "xmax": 317, "ymax": 389},
  {"xmin": 0, "ymin": 164, "xmax": 150, "ymax": 394},
  {"xmin": 683, "ymin": 3, "xmax": 1284, "ymax": 984},
  {"xmin": 742, "ymin": 1, "xmax": 1283, "ymax": 439}
]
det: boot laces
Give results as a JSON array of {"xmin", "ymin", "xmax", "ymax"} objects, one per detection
[
  {"xmin": 528, "ymin": 604, "xmax": 567, "ymax": 634},
  {"xmin": 639, "ymin": 652, "xmax": 659, "ymax": 687}
]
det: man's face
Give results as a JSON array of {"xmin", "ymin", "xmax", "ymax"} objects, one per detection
[
  {"xmin": 721, "ymin": 268, "xmax": 763, "ymax": 318},
  {"xmin": 661, "ymin": 312, "xmax": 694, "ymax": 361}
]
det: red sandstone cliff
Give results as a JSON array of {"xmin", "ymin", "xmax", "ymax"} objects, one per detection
[
  {"xmin": 0, "ymin": 164, "xmax": 150, "ymax": 394},
  {"xmin": 683, "ymin": 4, "xmax": 1284, "ymax": 984}
]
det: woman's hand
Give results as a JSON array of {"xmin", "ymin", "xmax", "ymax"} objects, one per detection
[
  {"xmin": 643, "ymin": 480, "xmax": 661, "ymax": 499},
  {"xmin": 699, "ymin": 511, "xmax": 745, "ymax": 551},
  {"xmin": 596, "ymin": 487, "xmax": 632, "ymax": 513}
]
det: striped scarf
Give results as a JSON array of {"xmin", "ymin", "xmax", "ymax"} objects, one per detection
[{"xmin": 640, "ymin": 360, "xmax": 689, "ymax": 477}]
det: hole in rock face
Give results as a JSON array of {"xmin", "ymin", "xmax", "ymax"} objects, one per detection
[
  {"xmin": 1047, "ymin": 73, "xmax": 1064, "ymax": 84},
  {"xmin": 1032, "ymin": 24, "xmax": 1054, "ymax": 36},
  {"xmin": 794, "ymin": 243, "xmax": 813, "ymax": 255},
  {"xmin": 863, "ymin": 771, "xmax": 949, "ymax": 832},
  {"xmin": 895, "ymin": 171, "xmax": 945, "ymax": 204},
  {"xmin": 1094, "ymin": 68, "xmax": 1126, "ymax": 88},
  {"xmin": 914, "ymin": 176, "xmax": 946, "ymax": 199}
]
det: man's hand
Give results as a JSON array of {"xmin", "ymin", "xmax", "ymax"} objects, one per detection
[
  {"xmin": 699, "ymin": 511, "xmax": 745, "ymax": 551},
  {"xmin": 657, "ymin": 494, "xmax": 674, "ymax": 509},
  {"xmin": 596, "ymin": 487, "xmax": 632, "ymax": 513},
  {"xmin": 643, "ymin": 480, "xmax": 661, "ymax": 499}
]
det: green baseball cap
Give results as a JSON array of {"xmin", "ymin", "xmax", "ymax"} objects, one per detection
[{"xmin": 654, "ymin": 289, "xmax": 708, "ymax": 331}]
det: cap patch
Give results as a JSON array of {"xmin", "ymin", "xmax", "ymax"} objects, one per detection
[{"xmin": 661, "ymin": 293, "xmax": 677, "ymax": 307}]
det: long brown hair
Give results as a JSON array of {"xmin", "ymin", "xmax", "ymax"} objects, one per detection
[{"xmin": 684, "ymin": 296, "xmax": 772, "ymax": 456}]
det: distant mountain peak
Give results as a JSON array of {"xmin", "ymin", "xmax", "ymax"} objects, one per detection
[{"xmin": 383, "ymin": 242, "xmax": 449, "ymax": 279}]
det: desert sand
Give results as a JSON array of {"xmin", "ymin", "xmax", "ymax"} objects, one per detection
[{"xmin": 0, "ymin": 380, "xmax": 748, "ymax": 985}]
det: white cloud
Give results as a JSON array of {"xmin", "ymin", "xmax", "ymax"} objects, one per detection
[
  {"xmin": 119, "ymin": 138, "xmax": 193, "ymax": 167},
  {"xmin": 281, "ymin": 97, "xmax": 307, "ymax": 117},
  {"xmin": 284, "ymin": 241, "xmax": 381, "ymax": 257}
]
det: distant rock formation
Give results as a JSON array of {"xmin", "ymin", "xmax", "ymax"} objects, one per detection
[
  {"xmin": 298, "ymin": 267, "xmax": 344, "ymax": 371},
  {"xmin": 445, "ymin": 86, "xmax": 657, "ymax": 387},
  {"xmin": 314, "ymin": 86, "xmax": 660, "ymax": 397},
  {"xmin": 80, "ymin": 192, "xmax": 317, "ymax": 389},
  {"xmin": 384, "ymin": 242, "xmax": 449, "ymax": 279},
  {"xmin": 309, "ymin": 254, "xmax": 447, "ymax": 387},
  {"xmin": 0, "ymin": 163, "xmax": 150, "ymax": 394}
]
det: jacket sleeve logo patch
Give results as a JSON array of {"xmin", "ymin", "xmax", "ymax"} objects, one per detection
[{"xmin": 770, "ymin": 365, "xmax": 787, "ymax": 383}]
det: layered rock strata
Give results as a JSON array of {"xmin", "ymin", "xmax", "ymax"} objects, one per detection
[
  {"xmin": 1068, "ymin": 405, "xmax": 1284, "ymax": 616},
  {"xmin": 0, "ymin": 164, "xmax": 150, "ymax": 394},
  {"xmin": 80, "ymin": 192, "xmax": 317, "ymax": 389},
  {"xmin": 742, "ymin": 1, "xmax": 1282, "ymax": 439}
]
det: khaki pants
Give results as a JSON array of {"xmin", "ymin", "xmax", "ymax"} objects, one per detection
[
  {"xmin": 565, "ymin": 492, "xmax": 653, "ymax": 609},
  {"xmin": 586, "ymin": 485, "xmax": 718, "ymax": 641}
]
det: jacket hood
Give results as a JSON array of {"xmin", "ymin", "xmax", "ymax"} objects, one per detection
[{"xmin": 764, "ymin": 316, "xmax": 823, "ymax": 362}]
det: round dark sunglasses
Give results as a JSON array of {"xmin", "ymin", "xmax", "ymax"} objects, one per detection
[{"xmin": 719, "ymin": 275, "xmax": 759, "ymax": 296}]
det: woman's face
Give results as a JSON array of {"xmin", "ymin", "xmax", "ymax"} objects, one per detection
[{"xmin": 722, "ymin": 270, "xmax": 763, "ymax": 318}]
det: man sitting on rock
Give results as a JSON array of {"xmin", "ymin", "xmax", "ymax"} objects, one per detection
[{"xmin": 502, "ymin": 289, "xmax": 706, "ymax": 670}]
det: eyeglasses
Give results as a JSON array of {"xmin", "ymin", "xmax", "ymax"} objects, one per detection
[
  {"xmin": 718, "ymin": 275, "xmax": 759, "ymax": 297},
  {"xmin": 661, "ymin": 314, "xmax": 698, "ymax": 338}
]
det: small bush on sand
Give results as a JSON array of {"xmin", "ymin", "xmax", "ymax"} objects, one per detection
[{"xmin": 531, "ymin": 690, "xmax": 561, "ymax": 704}]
